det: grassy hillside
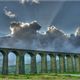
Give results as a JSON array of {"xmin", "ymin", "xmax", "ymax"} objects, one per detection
[{"xmin": 0, "ymin": 74, "xmax": 80, "ymax": 80}]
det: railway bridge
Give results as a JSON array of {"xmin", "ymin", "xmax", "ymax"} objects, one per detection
[{"xmin": 0, "ymin": 48, "xmax": 80, "ymax": 75}]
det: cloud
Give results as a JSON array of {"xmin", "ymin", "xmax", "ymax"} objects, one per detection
[
  {"xmin": 19, "ymin": 0, "xmax": 29, "ymax": 4},
  {"xmin": 75, "ymin": 27, "xmax": 80, "ymax": 36},
  {"xmin": 0, "ymin": 21, "xmax": 80, "ymax": 52},
  {"xmin": 32, "ymin": 0, "xmax": 40, "ymax": 4},
  {"xmin": 3, "ymin": 7, "xmax": 16, "ymax": 18},
  {"xmin": 0, "ymin": 21, "xmax": 80, "ymax": 65},
  {"xmin": 10, "ymin": 21, "xmax": 41, "ymax": 36},
  {"xmin": 19, "ymin": 0, "xmax": 40, "ymax": 5}
]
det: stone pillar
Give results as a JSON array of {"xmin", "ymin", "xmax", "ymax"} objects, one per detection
[
  {"xmin": 78, "ymin": 55, "xmax": 80, "ymax": 72},
  {"xmin": 59, "ymin": 55, "xmax": 66, "ymax": 73},
  {"xmin": 66, "ymin": 55, "xmax": 73, "ymax": 73},
  {"xmin": 74, "ymin": 55, "xmax": 80, "ymax": 73},
  {"xmin": 16, "ymin": 51, "xmax": 25, "ymax": 74},
  {"xmin": 2, "ymin": 51, "xmax": 8, "ymax": 75},
  {"xmin": 30, "ymin": 54, "xmax": 37, "ymax": 74},
  {"xmin": 50, "ymin": 54, "xmax": 56, "ymax": 73},
  {"xmin": 74, "ymin": 56, "xmax": 79, "ymax": 72},
  {"xmin": 70, "ymin": 55, "xmax": 79, "ymax": 73},
  {"xmin": 70, "ymin": 55, "xmax": 75, "ymax": 72},
  {"xmin": 78, "ymin": 54, "xmax": 80, "ymax": 73},
  {"xmin": 40, "ymin": 53, "xmax": 47, "ymax": 73}
]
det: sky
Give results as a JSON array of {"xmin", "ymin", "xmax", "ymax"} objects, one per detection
[
  {"xmin": 0, "ymin": 0, "xmax": 80, "ymax": 35},
  {"xmin": 0, "ymin": 0, "xmax": 80, "ymax": 65}
]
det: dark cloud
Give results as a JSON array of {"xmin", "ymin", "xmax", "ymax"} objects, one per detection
[{"xmin": 0, "ymin": 21, "xmax": 80, "ymax": 52}]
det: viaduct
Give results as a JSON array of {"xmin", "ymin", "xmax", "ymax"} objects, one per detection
[{"xmin": 0, "ymin": 48, "xmax": 80, "ymax": 75}]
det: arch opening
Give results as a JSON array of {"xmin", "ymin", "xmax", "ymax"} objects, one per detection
[
  {"xmin": 8, "ymin": 52, "xmax": 16, "ymax": 74},
  {"xmin": 56, "ymin": 55, "xmax": 59, "ymax": 73},
  {"xmin": 36, "ymin": 54, "xmax": 41, "ymax": 73},
  {"xmin": 47, "ymin": 54, "xmax": 51, "ymax": 73},
  {"xmin": 24, "ymin": 53, "xmax": 31, "ymax": 74}
]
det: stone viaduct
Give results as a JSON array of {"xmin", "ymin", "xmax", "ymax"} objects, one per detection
[{"xmin": 0, "ymin": 48, "xmax": 80, "ymax": 75}]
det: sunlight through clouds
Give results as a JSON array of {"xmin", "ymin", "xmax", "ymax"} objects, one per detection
[{"xmin": 19, "ymin": 0, "xmax": 40, "ymax": 4}]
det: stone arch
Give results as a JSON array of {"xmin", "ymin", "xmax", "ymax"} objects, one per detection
[
  {"xmin": 8, "ymin": 51, "xmax": 16, "ymax": 74},
  {"xmin": 25, "ymin": 51, "xmax": 37, "ymax": 74},
  {"xmin": 24, "ymin": 52, "xmax": 31, "ymax": 74}
]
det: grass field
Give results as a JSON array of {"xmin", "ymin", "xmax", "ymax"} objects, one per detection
[{"xmin": 0, "ymin": 73, "xmax": 80, "ymax": 80}]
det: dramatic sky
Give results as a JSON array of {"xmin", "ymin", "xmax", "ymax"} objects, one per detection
[
  {"xmin": 0, "ymin": 0, "xmax": 80, "ymax": 35},
  {"xmin": 0, "ymin": 0, "xmax": 80, "ymax": 66}
]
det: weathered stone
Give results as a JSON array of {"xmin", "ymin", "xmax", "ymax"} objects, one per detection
[
  {"xmin": 59, "ymin": 55, "xmax": 66, "ymax": 73},
  {"xmin": 50, "ymin": 54, "xmax": 57, "ymax": 73},
  {"xmin": 2, "ymin": 51, "xmax": 8, "ymax": 75},
  {"xmin": 30, "ymin": 53, "xmax": 37, "ymax": 74},
  {"xmin": 16, "ymin": 51, "xmax": 25, "ymax": 74},
  {"xmin": 40, "ymin": 53, "xmax": 47, "ymax": 73}
]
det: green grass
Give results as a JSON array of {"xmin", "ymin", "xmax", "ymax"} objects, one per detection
[{"xmin": 0, "ymin": 73, "xmax": 80, "ymax": 80}]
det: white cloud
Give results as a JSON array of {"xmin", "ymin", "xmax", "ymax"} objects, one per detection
[
  {"xmin": 75, "ymin": 27, "xmax": 80, "ymax": 36},
  {"xmin": 32, "ymin": 0, "xmax": 40, "ymax": 4},
  {"xmin": 19, "ymin": 0, "xmax": 29, "ymax": 4},
  {"xmin": 3, "ymin": 7, "xmax": 16, "ymax": 18},
  {"xmin": 19, "ymin": 0, "xmax": 40, "ymax": 5}
]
